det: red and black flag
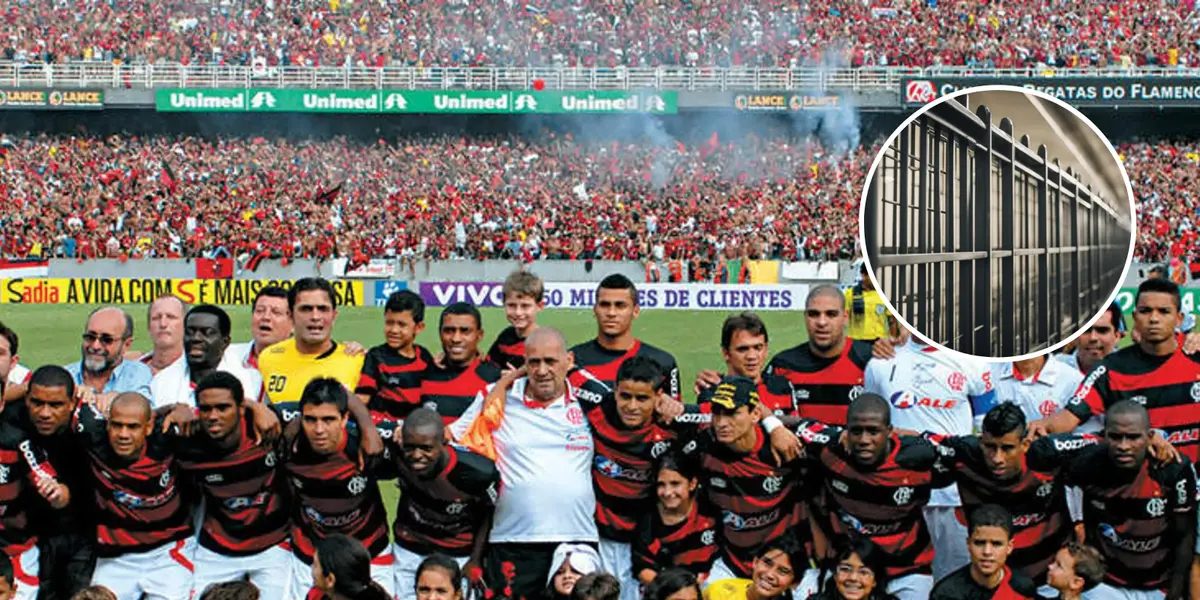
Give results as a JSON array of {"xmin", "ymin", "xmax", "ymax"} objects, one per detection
[
  {"xmin": 244, "ymin": 250, "xmax": 271, "ymax": 273},
  {"xmin": 314, "ymin": 184, "xmax": 343, "ymax": 204},
  {"xmin": 161, "ymin": 163, "xmax": 178, "ymax": 195}
]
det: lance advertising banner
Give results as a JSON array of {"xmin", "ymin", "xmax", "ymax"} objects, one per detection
[
  {"xmin": 419, "ymin": 282, "xmax": 810, "ymax": 310},
  {"xmin": 155, "ymin": 89, "xmax": 678, "ymax": 114},
  {"xmin": 0, "ymin": 89, "xmax": 103, "ymax": 110}
]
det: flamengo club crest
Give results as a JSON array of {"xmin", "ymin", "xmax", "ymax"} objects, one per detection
[
  {"xmin": 947, "ymin": 372, "xmax": 966, "ymax": 392},
  {"xmin": 1147, "ymin": 498, "xmax": 1166, "ymax": 518},
  {"xmin": 893, "ymin": 486, "xmax": 913, "ymax": 505},
  {"xmin": 566, "ymin": 405, "xmax": 584, "ymax": 426}
]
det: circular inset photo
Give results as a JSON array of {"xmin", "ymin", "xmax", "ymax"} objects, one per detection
[{"xmin": 859, "ymin": 84, "xmax": 1136, "ymax": 360}]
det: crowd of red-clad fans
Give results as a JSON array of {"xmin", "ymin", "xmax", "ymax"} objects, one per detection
[
  {"xmin": 0, "ymin": 132, "xmax": 864, "ymax": 263},
  {"xmin": 2, "ymin": 0, "xmax": 1199, "ymax": 69},
  {"xmin": 1127, "ymin": 141, "xmax": 1200, "ymax": 264},
  {"xmin": 0, "ymin": 132, "xmax": 1196, "ymax": 264}
]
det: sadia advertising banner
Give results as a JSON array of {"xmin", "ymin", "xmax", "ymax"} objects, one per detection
[
  {"xmin": 0, "ymin": 278, "xmax": 366, "ymax": 306},
  {"xmin": 902, "ymin": 77, "xmax": 1200, "ymax": 107},
  {"xmin": 419, "ymin": 282, "xmax": 810, "ymax": 310}
]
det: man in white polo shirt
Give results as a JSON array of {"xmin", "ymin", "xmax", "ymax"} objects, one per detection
[
  {"xmin": 151, "ymin": 305, "xmax": 261, "ymax": 407},
  {"xmin": 451, "ymin": 327, "xmax": 604, "ymax": 600},
  {"xmin": 990, "ymin": 355, "xmax": 1084, "ymax": 429}
]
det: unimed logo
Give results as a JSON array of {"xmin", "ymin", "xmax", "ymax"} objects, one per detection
[{"xmin": 168, "ymin": 91, "xmax": 246, "ymax": 110}]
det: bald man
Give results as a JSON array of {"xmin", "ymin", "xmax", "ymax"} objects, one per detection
[
  {"xmin": 76, "ymin": 392, "xmax": 196, "ymax": 600},
  {"xmin": 65, "ymin": 308, "xmax": 153, "ymax": 408},
  {"xmin": 127, "ymin": 296, "xmax": 186, "ymax": 376},
  {"xmin": 452, "ymin": 327, "xmax": 602, "ymax": 600}
]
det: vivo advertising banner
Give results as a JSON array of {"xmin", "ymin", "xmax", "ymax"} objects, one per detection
[{"xmin": 419, "ymin": 282, "xmax": 809, "ymax": 311}]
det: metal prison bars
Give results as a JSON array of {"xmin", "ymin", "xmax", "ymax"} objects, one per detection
[{"xmin": 863, "ymin": 96, "xmax": 1130, "ymax": 358}]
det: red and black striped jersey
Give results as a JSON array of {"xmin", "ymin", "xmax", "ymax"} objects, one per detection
[
  {"xmin": 930, "ymin": 565, "xmax": 1039, "ymax": 600},
  {"xmin": 631, "ymin": 502, "xmax": 718, "ymax": 579},
  {"xmin": 174, "ymin": 408, "xmax": 290, "ymax": 557},
  {"xmin": 356, "ymin": 344, "xmax": 433, "ymax": 419},
  {"xmin": 570, "ymin": 339, "xmax": 681, "ymax": 401},
  {"xmin": 74, "ymin": 403, "xmax": 193, "ymax": 557},
  {"xmin": 681, "ymin": 426, "xmax": 807, "ymax": 577},
  {"xmin": 1, "ymin": 400, "xmax": 91, "ymax": 535},
  {"xmin": 933, "ymin": 433, "xmax": 1099, "ymax": 580},
  {"xmin": 420, "ymin": 358, "xmax": 503, "ymax": 425},
  {"xmin": 696, "ymin": 375, "xmax": 797, "ymax": 417},
  {"xmin": 575, "ymin": 378, "xmax": 680, "ymax": 543},
  {"xmin": 1063, "ymin": 445, "xmax": 1196, "ymax": 590},
  {"xmin": 486, "ymin": 326, "xmax": 527, "ymax": 370},
  {"xmin": 766, "ymin": 341, "xmax": 872, "ymax": 426},
  {"xmin": 797, "ymin": 420, "xmax": 949, "ymax": 579},
  {"xmin": 390, "ymin": 440, "xmax": 500, "ymax": 557},
  {"xmin": 0, "ymin": 420, "xmax": 56, "ymax": 552},
  {"xmin": 283, "ymin": 422, "xmax": 391, "ymax": 564},
  {"xmin": 1067, "ymin": 346, "xmax": 1200, "ymax": 460}
]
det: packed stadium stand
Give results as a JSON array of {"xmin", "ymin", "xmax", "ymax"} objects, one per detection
[
  {"xmin": 1, "ymin": 0, "xmax": 1199, "ymax": 68},
  {"xmin": 0, "ymin": 128, "xmax": 866, "ymax": 263}
]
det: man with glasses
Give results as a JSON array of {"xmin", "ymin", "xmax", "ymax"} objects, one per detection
[{"xmin": 65, "ymin": 307, "xmax": 153, "ymax": 407}]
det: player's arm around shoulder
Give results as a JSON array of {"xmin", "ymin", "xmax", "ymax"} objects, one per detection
[{"xmin": 1026, "ymin": 432, "xmax": 1103, "ymax": 471}]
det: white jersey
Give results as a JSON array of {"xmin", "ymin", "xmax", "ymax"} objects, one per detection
[
  {"xmin": 451, "ymin": 377, "xmax": 598, "ymax": 544},
  {"xmin": 1050, "ymin": 353, "xmax": 1103, "ymax": 433},
  {"xmin": 864, "ymin": 341, "xmax": 996, "ymax": 506},
  {"xmin": 150, "ymin": 351, "xmax": 263, "ymax": 408},
  {"xmin": 1053, "ymin": 352, "xmax": 1083, "ymax": 374},
  {"xmin": 6, "ymin": 363, "xmax": 30, "ymax": 387},
  {"xmin": 988, "ymin": 359, "xmax": 1083, "ymax": 425}
]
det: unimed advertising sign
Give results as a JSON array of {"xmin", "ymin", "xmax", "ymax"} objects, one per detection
[
  {"xmin": 419, "ymin": 282, "xmax": 810, "ymax": 311},
  {"xmin": 154, "ymin": 89, "xmax": 678, "ymax": 114},
  {"xmin": 902, "ymin": 77, "xmax": 1200, "ymax": 107}
]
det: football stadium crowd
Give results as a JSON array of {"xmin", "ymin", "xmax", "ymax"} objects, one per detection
[
  {"xmin": 0, "ymin": 271, "xmax": 1197, "ymax": 600},
  {"xmin": 0, "ymin": 133, "xmax": 1197, "ymax": 264},
  {"xmin": 0, "ymin": 0, "xmax": 1199, "ymax": 69},
  {"xmin": 0, "ymin": 132, "xmax": 865, "ymax": 264}
]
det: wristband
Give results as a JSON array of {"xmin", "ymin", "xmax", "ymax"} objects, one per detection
[{"xmin": 762, "ymin": 416, "xmax": 784, "ymax": 434}]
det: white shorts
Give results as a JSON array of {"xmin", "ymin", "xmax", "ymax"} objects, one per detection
[
  {"xmin": 92, "ymin": 538, "xmax": 196, "ymax": 600},
  {"xmin": 887, "ymin": 573, "xmax": 934, "ymax": 600},
  {"xmin": 7, "ymin": 542, "xmax": 38, "ymax": 600},
  {"xmin": 703, "ymin": 557, "xmax": 739, "ymax": 587},
  {"xmin": 599, "ymin": 538, "xmax": 639, "ymax": 600},
  {"xmin": 290, "ymin": 545, "xmax": 394, "ymax": 600},
  {"xmin": 1067, "ymin": 485, "xmax": 1085, "ymax": 524},
  {"xmin": 191, "ymin": 541, "xmax": 293, "ymax": 600},
  {"xmin": 1082, "ymin": 585, "xmax": 1165, "ymax": 600},
  {"xmin": 924, "ymin": 506, "xmax": 969, "ymax": 581},
  {"xmin": 703, "ymin": 557, "xmax": 819, "ymax": 600},
  {"xmin": 393, "ymin": 543, "xmax": 468, "ymax": 600}
]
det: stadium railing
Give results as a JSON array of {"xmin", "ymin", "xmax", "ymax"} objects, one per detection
[
  {"xmin": 863, "ymin": 96, "xmax": 1130, "ymax": 357},
  {"xmin": 0, "ymin": 63, "xmax": 1194, "ymax": 92}
]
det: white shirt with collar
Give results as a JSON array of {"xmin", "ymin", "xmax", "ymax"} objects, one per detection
[
  {"xmin": 989, "ymin": 359, "xmax": 1084, "ymax": 425},
  {"xmin": 150, "ymin": 350, "xmax": 263, "ymax": 408},
  {"xmin": 451, "ymin": 377, "xmax": 598, "ymax": 544}
]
